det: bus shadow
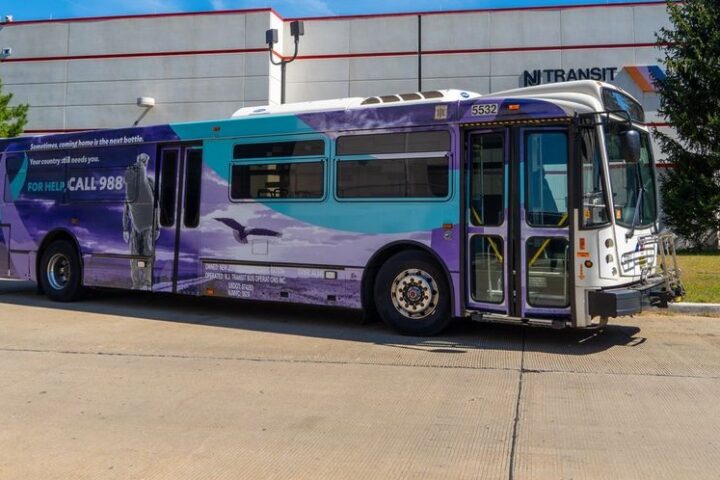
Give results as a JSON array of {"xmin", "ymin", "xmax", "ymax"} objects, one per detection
[{"xmin": 0, "ymin": 281, "xmax": 644, "ymax": 356}]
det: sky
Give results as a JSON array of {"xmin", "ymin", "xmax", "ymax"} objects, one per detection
[{"xmin": 3, "ymin": 0, "xmax": 662, "ymax": 21}]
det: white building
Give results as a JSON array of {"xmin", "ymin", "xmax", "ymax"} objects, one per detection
[{"xmin": 0, "ymin": 1, "xmax": 671, "ymax": 158}]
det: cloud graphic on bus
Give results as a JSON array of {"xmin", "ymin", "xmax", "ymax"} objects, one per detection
[{"xmin": 214, "ymin": 217, "xmax": 282, "ymax": 244}]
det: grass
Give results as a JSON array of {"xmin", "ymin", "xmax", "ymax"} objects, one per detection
[{"xmin": 675, "ymin": 252, "xmax": 720, "ymax": 303}]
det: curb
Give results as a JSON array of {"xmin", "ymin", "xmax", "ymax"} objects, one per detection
[{"xmin": 668, "ymin": 302, "xmax": 720, "ymax": 315}]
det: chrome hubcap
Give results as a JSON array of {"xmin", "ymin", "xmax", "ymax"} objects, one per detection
[
  {"xmin": 46, "ymin": 253, "xmax": 70, "ymax": 290},
  {"xmin": 391, "ymin": 269, "xmax": 439, "ymax": 319}
]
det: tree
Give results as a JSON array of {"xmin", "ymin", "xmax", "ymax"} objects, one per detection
[
  {"xmin": 655, "ymin": 0, "xmax": 720, "ymax": 249},
  {"xmin": 0, "ymin": 77, "xmax": 28, "ymax": 138}
]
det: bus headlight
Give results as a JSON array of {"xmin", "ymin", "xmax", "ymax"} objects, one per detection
[{"xmin": 606, "ymin": 254, "xmax": 614, "ymax": 263}]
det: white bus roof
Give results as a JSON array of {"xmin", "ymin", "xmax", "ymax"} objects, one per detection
[
  {"xmin": 231, "ymin": 89, "xmax": 481, "ymax": 117},
  {"xmin": 230, "ymin": 81, "xmax": 639, "ymax": 120}
]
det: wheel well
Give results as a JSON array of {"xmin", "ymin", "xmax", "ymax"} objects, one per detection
[
  {"xmin": 36, "ymin": 230, "xmax": 82, "ymax": 291},
  {"xmin": 361, "ymin": 242, "xmax": 455, "ymax": 319}
]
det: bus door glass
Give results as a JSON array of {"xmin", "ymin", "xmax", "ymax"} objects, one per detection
[
  {"xmin": 467, "ymin": 129, "xmax": 509, "ymax": 314},
  {"xmin": 521, "ymin": 128, "xmax": 571, "ymax": 317},
  {"xmin": 0, "ymin": 224, "xmax": 10, "ymax": 276},
  {"xmin": 153, "ymin": 145, "xmax": 203, "ymax": 294}
]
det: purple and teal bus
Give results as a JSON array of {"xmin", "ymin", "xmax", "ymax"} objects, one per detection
[{"xmin": 0, "ymin": 80, "xmax": 682, "ymax": 335}]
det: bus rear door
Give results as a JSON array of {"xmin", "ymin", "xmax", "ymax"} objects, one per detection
[{"xmin": 153, "ymin": 145, "xmax": 203, "ymax": 294}]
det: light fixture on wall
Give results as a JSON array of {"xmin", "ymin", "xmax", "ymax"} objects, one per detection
[
  {"xmin": 137, "ymin": 97, "xmax": 155, "ymax": 108},
  {"xmin": 134, "ymin": 96, "xmax": 155, "ymax": 126},
  {"xmin": 265, "ymin": 20, "xmax": 304, "ymax": 104}
]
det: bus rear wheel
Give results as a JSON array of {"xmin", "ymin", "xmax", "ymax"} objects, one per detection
[
  {"xmin": 39, "ymin": 240, "xmax": 84, "ymax": 302},
  {"xmin": 374, "ymin": 251, "xmax": 451, "ymax": 336}
]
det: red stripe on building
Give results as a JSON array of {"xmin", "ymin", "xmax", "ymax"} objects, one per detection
[
  {"xmin": 293, "ymin": 42, "xmax": 659, "ymax": 61},
  {"xmin": 1, "ymin": 42, "xmax": 661, "ymax": 64},
  {"xmin": 0, "ymin": 47, "xmax": 274, "ymax": 63}
]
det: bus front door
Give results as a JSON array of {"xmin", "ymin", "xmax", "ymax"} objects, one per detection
[
  {"xmin": 467, "ymin": 127, "xmax": 571, "ymax": 321},
  {"xmin": 153, "ymin": 145, "xmax": 204, "ymax": 294}
]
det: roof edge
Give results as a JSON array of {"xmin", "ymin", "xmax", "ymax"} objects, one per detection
[{"xmin": 2, "ymin": 1, "xmax": 667, "ymax": 27}]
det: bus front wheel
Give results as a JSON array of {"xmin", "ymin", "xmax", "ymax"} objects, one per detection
[
  {"xmin": 374, "ymin": 251, "xmax": 451, "ymax": 336},
  {"xmin": 39, "ymin": 240, "xmax": 84, "ymax": 302}
]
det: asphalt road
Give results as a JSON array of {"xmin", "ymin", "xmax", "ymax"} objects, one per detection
[{"xmin": 1, "ymin": 280, "xmax": 718, "ymax": 480}]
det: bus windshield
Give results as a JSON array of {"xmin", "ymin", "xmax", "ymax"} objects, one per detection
[{"xmin": 604, "ymin": 124, "xmax": 657, "ymax": 228}]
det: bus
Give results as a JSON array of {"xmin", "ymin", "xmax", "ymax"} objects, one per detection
[{"xmin": 0, "ymin": 80, "xmax": 683, "ymax": 335}]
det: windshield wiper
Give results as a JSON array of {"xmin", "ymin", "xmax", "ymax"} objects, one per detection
[{"xmin": 626, "ymin": 164, "xmax": 645, "ymax": 239}]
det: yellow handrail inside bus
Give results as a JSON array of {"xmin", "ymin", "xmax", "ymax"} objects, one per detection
[
  {"xmin": 470, "ymin": 207, "xmax": 503, "ymax": 263},
  {"xmin": 528, "ymin": 212, "xmax": 568, "ymax": 267}
]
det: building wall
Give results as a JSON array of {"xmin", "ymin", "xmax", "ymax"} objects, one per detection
[
  {"xmin": 0, "ymin": 9, "xmax": 277, "ymax": 131},
  {"xmin": 0, "ymin": 2, "xmax": 672, "ymax": 158}
]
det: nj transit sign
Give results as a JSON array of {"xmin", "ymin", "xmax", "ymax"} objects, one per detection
[{"xmin": 523, "ymin": 67, "xmax": 619, "ymax": 86}]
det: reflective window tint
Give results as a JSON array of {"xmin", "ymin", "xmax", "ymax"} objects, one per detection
[
  {"xmin": 183, "ymin": 149, "xmax": 203, "ymax": 228},
  {"xmin": 526, "ymin": 131, "xmax": 568, "ymax": 227},
  {"xmin": 233, "ymin": 140, "xmax": 324, "ymax": 159},
  {"xmin": 470, "ymin": 235, "xmax": 504, "ymax": 304},
  {"xmin": 526, "ymin": 237, "xmax": 570, "ymax": 308},
  {"xmin": 158, "ymin": 150, "xmax": 178, "ymax": 227},
  {"xmin": 336, "ymin": 131, "xmax": 450, "ymax": 155},
  {"xmin": 336, "ymin": 157, "xmax": 448, "ymax": 198},
  {"xmin": 230, "ymin": 162, "xmax": 324, "ymax": 199},
  {"xmin": 470, "ymin": 133, "xmax": 504, "ymax": 226},
  {"xmin": 601, "ymin": 88, "xmax": 644, "ymax": 123}
]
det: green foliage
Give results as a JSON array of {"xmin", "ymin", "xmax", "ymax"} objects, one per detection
[
  {"xmin": 655, "ymin": 0, "xmax": 720, "ymax": 250},
  {"xmin": 0, "ymin": 77, "xmax": 28, "ymax": 138}
]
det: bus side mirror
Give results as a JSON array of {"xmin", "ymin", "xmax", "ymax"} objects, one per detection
[{"xmin": 621, "ymin": 130, "xmax": 641, "ymax": 163}]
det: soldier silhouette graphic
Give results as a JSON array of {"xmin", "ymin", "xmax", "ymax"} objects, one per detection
[{"xmin": 122, "ymin": 153, "xmax": 159, "ymax": 289}]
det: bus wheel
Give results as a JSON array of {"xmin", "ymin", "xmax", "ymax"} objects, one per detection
[
  {"xmin": 39, "ymin": 240, "xmax": 84, "ymax": 302},
  {"xmin": 374, "ymin": 251, "xmax": 451, "ymax": 336}
]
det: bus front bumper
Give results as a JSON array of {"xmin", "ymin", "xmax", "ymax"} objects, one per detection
[{"xmin": 587, "ymin": 279, "xmax": 678, "ymax": 319}]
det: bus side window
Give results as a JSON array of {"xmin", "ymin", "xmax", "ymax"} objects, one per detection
[
  {"xmin": 230, "ymin": 161, "xmax": 324, "ymax": 200},
  {"xmin": 159, "ymin": 150, "xmax": 179, "ymax": 227},
  {"xmin": 183, "ymin": 149, "xmax": 203, "ymax": 228},
  {"xmin": 335, "ymin": 130, "xmax": 451, "ymax": 199}
]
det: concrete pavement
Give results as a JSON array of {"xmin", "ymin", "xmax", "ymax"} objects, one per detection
[{"xmin": 0, "ymin": 280, "xmax": 718, "ymax": 479}]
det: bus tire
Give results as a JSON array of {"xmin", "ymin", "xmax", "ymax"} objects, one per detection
[
  {"xmin": 374, "ymin": 251, "xmax": 451, "ymax": 336},
  {"xmin": 39, "ymin": 240, "xmax": 84, "ymax": 302}
]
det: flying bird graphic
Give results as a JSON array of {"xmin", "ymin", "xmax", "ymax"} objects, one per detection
[{"xmin": 214, "ymin": 218, "xmax": 282, "ymax": 244}]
